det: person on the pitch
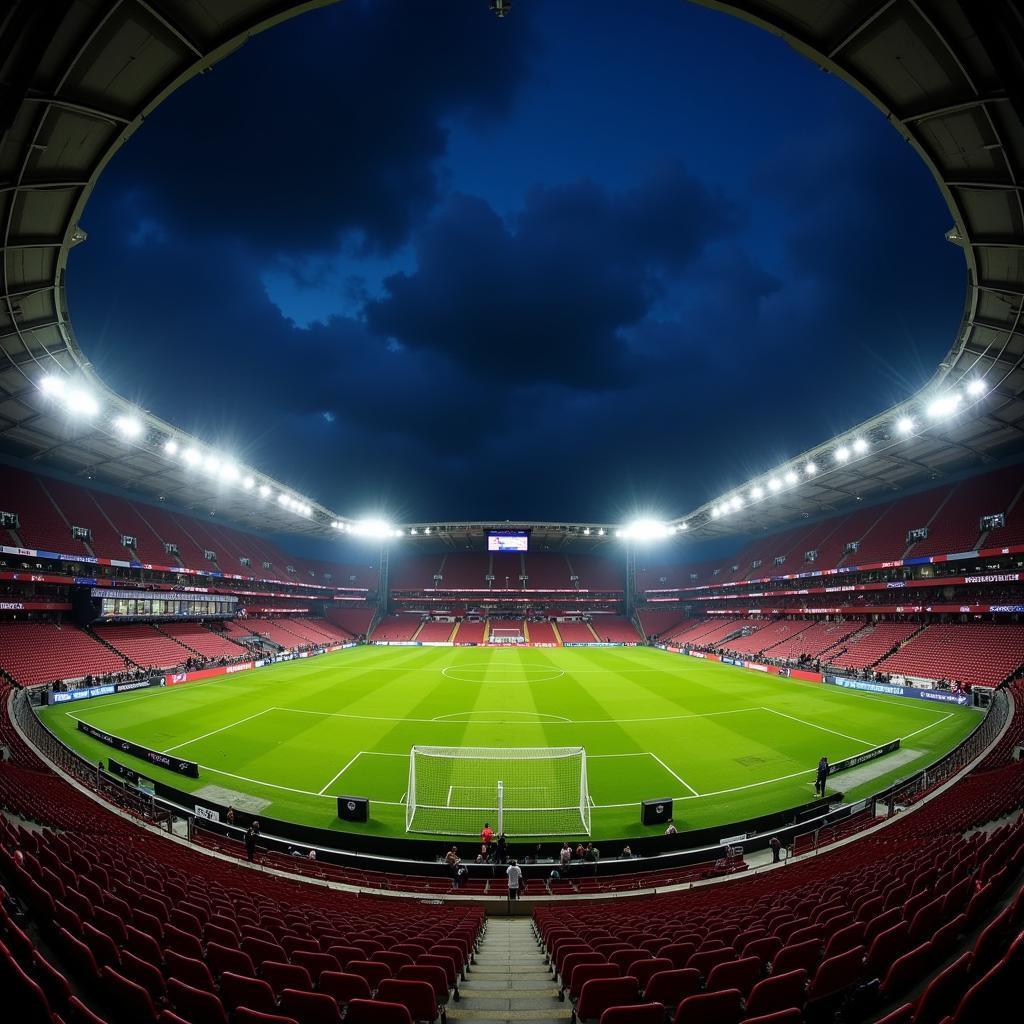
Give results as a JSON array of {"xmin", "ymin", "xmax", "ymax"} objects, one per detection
[
  {"xmin": 815, "ymin": 756, "xmax": 829, "ymax": 797},
  {"xmin": 481, "ymin": 821, "xmax": 494, "ymax": 858}
]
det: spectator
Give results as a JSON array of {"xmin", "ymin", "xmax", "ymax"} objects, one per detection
[
  {"xmin": 506, "ymin": 859, "xmax": 522, "ymax": 901},
  {"xmin": 769, "ymin": 836, "xmax": 782, "ymax": 863},
  {"xmin": 665, "ymin": 820, "xmax": 677, "ymax": 836}
]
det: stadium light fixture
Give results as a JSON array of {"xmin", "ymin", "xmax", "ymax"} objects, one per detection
[
  {"xmin": 222, "ymin": 462, "xmax": 240, "ymax": 482},
  {"xmin": 622, "ymin": 519, "xmax": 670, "ymax": 541},
  {"xmin": 425, "ymin": 526, "xmax": 432, "ymax": 534},
  {"xmin": 679, "ymin": 521, "xmax": 688, "ymax": 530},
  {"xmin": 805, "ymin": 462, "xmax": 818, "ymax": 476},
  {"xmin": 768, "ymin": 478, "xmax": 782, "ymax": 492},
  {"xmin": 729, "ymin": 496, "xmax": 743, "ymax": 511},
  {"xmin": 66, "ymin": 387, "xmax": 99, "ymax": 416},
  {"xmin": 597, "ymin": 527, "xmax": 604, "ymax": 536},
  {"xmin": 927, "ymin": 392, "xmax": 962, "ymax": 418},
  {"xmin": 410, "ymin": 527, "xmax": 419, "ymax": 535},
  {"xmin": 784, "ymin": 470, "xmax": 798, "ymax": 485},
  {"xmin": 583, "ymin": 527, "xmax": 591, "ymax": 535},
  {"xmin": 966, "ymin": 378, "xmax": 986, "ymax": 397},
  {"xmin": 242, "ymin": 475, "xmax": 255, "ymax": 489},
  {"xmin": 40, "ymin": 375, "xmax": 67, "ymax": 397},
  {"xmin": 711, "ymin": 506, "xmax": 721, "ymax": 519},
  {"xmin": 896, "ymin": 415, "xmax": 915, "ymax": 435},
  {"xmin": 258, "ymin": 483, "xmax": 270, "ymax": 498},
  {"xmin": 203, "ymin": 454, "xmax": 221, "ymax": 474},
  {"xmin": 852, "ymin": 437, "xmax": 868, "ymax": 455},
  {"xmin": 164, "ymin": 439, "xmax": 179, "ymax": 456},
  {"xmin": 835, "ymin": 446, "xmax": 850, "ymax": 463},
  {"xmin": 112, "ymin": 414, "xmax": 142, "ymax": 438},
  {"xmin": 183, "ymin": 448, "xmax": 201, "ymax": 466},
  {"xmin": 351, "ymin": 518, "xmax": 395, "ymax": 540},
  {"xmin": 750, "ymin": 485, "xmax": 764, "ymax": 500}
]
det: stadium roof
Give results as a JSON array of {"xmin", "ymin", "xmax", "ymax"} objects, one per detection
[{"xmin": 1, "ymin": 1, "xmax": 1022, "ymax": 543}]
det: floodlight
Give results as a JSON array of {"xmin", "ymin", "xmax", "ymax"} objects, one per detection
[
  {"xmin": 112, "ymin": 415, "xmax": 142, "ymax": 438},
  {"xmin": 258, "ymin": 484, "xmax": 271, "ymax": 498},
  {"xmin": 242, "ymin": 475, "xmax": 255, "ymax": 489},
  {"xmin": 411, "ymin": 527, "xmax": 419, "ymax": 535},
  {"xmin": 852, "ymin": 437, "xmax": 868, "ymax": 454},
  {"xmin": 679, "ymin": 522, "xmax": 688, "ymax": 530},
  {"xmin": 203, "ymin": 454, "xmax": 221, "ymax": 474},
  {"xmin": 835, "ymin": 446, "xmax": 850, "ymax": 462},
  {"xmin": 583, "ymin": 527, "xmax": 591, "ymax": 535},
  {"xmin": 896, "ymin": 415, "xmax": 914, "ymax": 435},
  {"xmin": 751, "ymin": 485, "xmax": 764, "ymax": 500},
  {"xmin": 927, "ymin": 393, "xmax": 962, "ymax": 418},
  {"xmin": 597, "ymin": 528, "xmax": 604, "ymax": 536},
  {"xmin": 805, "ymin": 462, "xmax": 818, "ymax": 475},
  {"xmin": 785, "ymin": 470, "xmax": 798, "ymax": 485},
  {"xmin": 729, "ymin": 497, "xmax": 742, "ymax": 511},
  {"xmin": 768, "ymin": 478, "xmax": 782, "ymax": 492},
  {"xmin": 67, "ymin": 388, "xmax": 99, "ymax": 416},
  {"xmin": 425, "ymin": 526, "xmax": 432, "ymax": 534},
  {"xmin": 164, "ymin": 439, "xmax": 179, "ymax": 456},
  {"xmin": 711, "ymin": 506, "xmax": 721, "ymax": 519},
  {"xmin": 352, "ymin": 518, "xmax": 394, "ymax": 539},
  {"xmin": 183, "ymin": 448, "xmax": 201, "ymax": 466},
  {"xmin": 966, "ymin": 378, "xmax": 986, "ymax": 396},
  {"xmin": 278, "ymin": 493, "xmax": 289, "ymax": 507},
  {"xmin": 222, "ymin": 462, "xmax": 240, "ymax": 481},
  {"xmin": 40, "ymin": 375, "xmax": 66, "ymax": 397},
  {"xmin": 622, "ymin": 519, "xmax": 670, "ymax": 541}
]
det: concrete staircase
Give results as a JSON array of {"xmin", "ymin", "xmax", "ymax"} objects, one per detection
[{"xmin": 450, "ymin": 917, "xmax": 564, "ymax": 1024}]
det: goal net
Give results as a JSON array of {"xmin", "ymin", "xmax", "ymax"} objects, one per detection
[
  {"xmin": 405, "ymin": 745, "xmax": 591, "ymax": 837},
  {"xmin": 489, "ymin": 627, "xmax": 524, "ymax": 644}
]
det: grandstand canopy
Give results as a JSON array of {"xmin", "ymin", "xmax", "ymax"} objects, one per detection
[{"xmin": 0, "ymin": 1, "xmax": 1022, "ymax": 541}]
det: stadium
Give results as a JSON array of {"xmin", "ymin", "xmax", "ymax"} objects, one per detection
[{"xmin": 0, "ymin": 2, "xmax": 1023, "ymax": 1024}]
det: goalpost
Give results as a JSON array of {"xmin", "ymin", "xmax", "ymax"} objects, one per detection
[{"xmin": 405, "ymin": 746, "xmax": 591, "ymax": 837}]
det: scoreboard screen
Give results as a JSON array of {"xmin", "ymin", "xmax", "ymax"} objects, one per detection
[{"xmin": 487, "ymin": 530, "xmax": 529, "ymax": 552}]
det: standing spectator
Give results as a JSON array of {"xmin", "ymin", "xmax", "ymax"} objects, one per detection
[
  {"xmin": 244, "ymin": 824, "xmax": 257, "ymax": 863},
  {"xmin": 769, "ymin": 836, "xmax": 782, "ymax": 863},
  {"xmin": 815, "ymin": 756, "xmax": 829, "ymax": 798},
  {"xmin": 481, "ymin": 821, "xmax": 493, "ymax": 858},
  {"xmin": 496, "ymin": 833, "xmax": 507, "ymax": 864},
  {"xmin": 506, "ymin": 859, "xmax": 522, "ymax": 901},
  {"xmin": 560, "ymin": 843, "xmax": 572, "ymax": 869},
  {"xmin": 226, "ymin": 807, "xmax": 235, "ymax": 827}
]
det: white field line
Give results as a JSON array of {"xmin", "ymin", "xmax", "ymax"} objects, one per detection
[
  {"xmin": 272, "ymin": 704, "xmax": 765, "ymax": 726},
  {"xmin": 760, "ymin": 707, "xmax": 876, "ymax": 748},
  {"xmin": 162, "ymin": 708, "xmax": 275, "ymax": 753},
  {"xmin": 189, "ymin": 763, "xmax": 408, "ymax": 806},
  {"xmin": 649, "ymin": 752, "xmax": 700, "ymax": 796},
  {"xmin": 431, "ymin": 711, "xmax": 572, "ymax": 723},
  {"xmin": 446, "ymin": 785, "xmax": 453, "ymax": 807},
  {"xmin": 902, "ymin": 712, "xmax": 954, "ymax": 741},
  {"xmin": 317, "ymin": 752, "xmax": 364, "ymax": 796}
]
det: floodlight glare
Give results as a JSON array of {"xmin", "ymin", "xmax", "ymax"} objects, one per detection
[
  {"xmin": 40, "ymin": 375, "xmax": 66, "ymax": 397},
  {"xmin": 852, "ymin": 437, "xmax": 868, "ymax": 454},
  {"xmin": 896, "ymin": 415, "xmax": 914, "ymax": 435},
  {"xmin": 927, "ymin": 393, "xmax": 962, "ymax": 418},
  {"xmin": 768, "ymin": 478, "xmax": 782, "ymax": 492},
  {"xmin": 164, "ymin": 439, "xmax": 179, "ymax": 456},
  {"xmin": 679, "ymin": 522, "xmax": 688, "ymax": 530},
  {"xmin": 805, "ymin": 462, "xmax": 818, "ymax": 475},
  {"xmin": 222, "ymin": 462, "xmax": 240, "ymax": 481},
  {"xmin": 751, "ymin": 486, "xmax": 764, "ymax": 500},
  {"xmin": 352, "ymin": 518, "xmax": 394, "ymax": 539},
  {"xmin": 113, "ymin": 415, "xmax": 142, "ymax": 438},
  {"xmin": 966, "ymin": 378, "xmax": 986, "ymax": 396},
  {"xmin": 203, "ymin": 454, "xmax": 221, "ymax": 474},
  {"xmin": 711, "ymin": 506, "xmax": 721, "ymax": 519},
  {"xmin": 622, "ymin": 519, "xmax": 670, "ymax": 541},
  {"xmin": 242, "ymin": 475, "xmax": 255, "ymax": 489},
  {"xmin": 425, "ymin": 526, "xmax": 432, "ymax": 534},
  {"xmin": 835, "ymin": 446, "xmax": 850, "ymax": 463},
  {"xmin": 729, "ymin": 497, "xmax": 742, "ymax": 511},
  {"xmin": 67, "ymin": 388, "xmax": 99, "ymax": 416},
  {"xmin": 183, "ymin": 448, "xmax": 201, "ymax": 466},
  {"xmin": 785, "ymin": 470, "xmax": 798, "ymax": 485},
  {"xmin": 583, "ymin": 527, "xmax": 591, "ymax": 535},
  {"xmin": 411, "ymin": 527, "xmax": 419, "ymax": 535},
  {"xmin": 258, "ymin": 484, "xmax": 270, "ymax": 498},
  {"xmin": 277, "ymin": 493, "xmax": 289, "ymax": 507}
]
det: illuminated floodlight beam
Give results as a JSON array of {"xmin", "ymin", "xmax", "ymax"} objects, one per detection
[
  {"xmin": 112, "ymin": 414, "xmax": 142, "ymax": 438},
  {"xmin": 896, "ymin": 415, "xmax": 915, "ymax": 435},
  {"xmin": 784, "ymin": 470, "xmax": 797, "ymax": 485},
  {"xmin": 768, "ymin": 477, "xmax": 782, "ymax": 492},
  {"xmin": 40, "ymin": 375, "xmax": 67, "ymax": 397},
  {"xmin": 928, "ymin": 392, "xmax": 962, "ymax": 418},
  {"xmin": 805, "ymin": 462, "xmax": 817, "ymax": 475},
  {"xmin": 66, "ymin": 387, "xmax": 99, "ymax": 416},
  {"xmin": 835, "ymin": 446, "xmax": 850, "ymax": 463},
  {"xmin": 966, "ymin": 378, "xmax": 986, "ymax": 396},
  {"xmin": 621, "ymin": 519, "xmax": 670, "ymax": 541},
  {"xmin": 852, "ymin": 437, "xmax": 868, "ymax": 454},
  {"xmin": 350, "ymin": 518, "xmax": 395, "ymax": 539}
]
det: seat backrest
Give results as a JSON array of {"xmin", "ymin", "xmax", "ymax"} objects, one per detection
[
  {"xmin": 220, "ymin": 971, "xmax": 278, "ymax": 1014},
  {"xmin": 599, "ymin": 1003, "xmax": 665, "ymax": 1024},
  {"xmin": 345, "ymin": 997, "xmax": 414, "ymax": 1024},
  {"xmin": 744, "ymin": 968, "xmax": 808, "ymax": 1019},
  {"xmin": 643, "ymin": 968, "xmax": 701, "ymax": 1007},
  {"xmin": 569, "ymin": 962, "xmax": 621, "ymax": 1001},
  {"xmin": 673, "ymin": 987, "xmax": 744, "ymax": 1024},
  {"xmin": 705, "ymin": 956, "xmax": 761, "ymax": 997},
  {"xmin": 807, "ymin": 946, "xmax": 865, "ymax": 1003},
  {"xmin": 319, "ymin": 971, "xmax": 373, "ymax": 1004},
  {"xmin": 377, "ymin": 978, "xmax": 438, "ymax": 1019},
  {"xmin": 577, "ymin": 976, "xmax": 641, "ymax": 1023},
  {"xmin": 279, "ymin": 988, "xmax": 343, "ymax": 1024}
]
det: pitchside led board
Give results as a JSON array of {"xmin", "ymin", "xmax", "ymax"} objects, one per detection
[
  {"xmin": 337, "ymin": 796, "xmax": 369, "ymax": 823},
  {"xmin": 487, "ymin": 530, "xmax": 529, "ymax": 552},
  {"xmin": 642, "ymin": 797, "xmax": 673, "ymax": 826}
]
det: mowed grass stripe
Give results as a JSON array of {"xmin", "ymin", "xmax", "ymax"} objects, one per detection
[{"xmin": 40, "ymin": 646, "xmax": 981, "ymax": 841}]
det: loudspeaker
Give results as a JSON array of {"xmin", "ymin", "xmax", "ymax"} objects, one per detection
[
  {"xmin": 337, "ymin": 796, "xmax": 369, "ymax": 822},
  {"xmin": 641, "ymin": 798, "xmax": 673, "ymax": 826}
]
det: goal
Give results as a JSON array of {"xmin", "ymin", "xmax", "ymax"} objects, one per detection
[
  {"xmin": 405, "ymin": 745, "xmax": 591, "ymax": 837},
  {"xmin": 489, "ymin": 626, "xmax": 524, "ymax": 644}
]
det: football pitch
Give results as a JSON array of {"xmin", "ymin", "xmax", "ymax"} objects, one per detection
[{"xmin": 38, "ymin": 645, "xmax": 980, "ymax": 842}]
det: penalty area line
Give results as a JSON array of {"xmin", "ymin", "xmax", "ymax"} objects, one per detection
[
  {"xmin": 648, "ymin": 752, "xmax": 699, "ymax": 796},
  {"xmin": 317, "ymin": 751, "xmax": 364, "ymax": 796},
  {"xmin": 163, "ymin": 707, "xmax": 276, "ymax": 753},
  {"xmin": 760, "ymin": 706, "xmax": 876, "ymax": 748}
]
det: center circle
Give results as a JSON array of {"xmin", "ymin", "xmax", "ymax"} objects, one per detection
[{"xmin": 441, "ymin": 664, "xmax": 566, "ymax": 684}]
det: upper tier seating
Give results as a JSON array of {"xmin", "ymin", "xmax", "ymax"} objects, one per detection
[
  {"xmin": 523, "ymin": 553, "xmax": 574, "ymax": 589},
  {"xmin": 491, "ymin": 552, "xmax": 523, "ymax": 588},
  {"xmin": 826, "ymin": 622, "xmax": 922, "ymax": 671},
  {"xmin": 389, "ymin": 554, "xmax": 444, "ymax": 589},
  {"xmin": 265, "ymin": 617, "xmax": 351, "ymax": 646},
  {"xmin": 158, "ymin": 624, "xmax": 249, "ymax": 659},
  {"xmin": 688, "ymin": 618, "xmax": 762, "ymax": 648},
  {"xmin": 370, "ymin": 616, "xmax": 421, "ymax": 642},
  {"xmin": 87, "ymin": 493, "xmax": 175, "ymax": 565},
  {"xmin": 93, "ymin": 624, "xmax": 192, "ymax": 670},
  {"xmin": 568, "ymin": 554, "xmax": 624, "ymax": 590},
  {"xmin": 436, "ymin": 553, "xmax": 489, "ymax": 589},
  {"xmin": 847, "ymin": 487, "xmax": 944, "ymax": 565},
  {"xmin": 0, "ymin": 465, "xmax": 92, "ymax": 557},
  {"xmin": 40, "ymin": 477, "xmax": 127, "ymax": 560},
  {"xmin": 247, "ymin": 619, "xmax": 316, "ymax": 648},
  {"xmin": 761, "ymin": 621, "xmax": 862, "ymax": 661},
  {"xmin": 875, "ymin": 622, "xmax": 1024, "ymax": 688},
  {"xmin": 0, "ymin": 622, "xmax": 128, "ymax": 685}
]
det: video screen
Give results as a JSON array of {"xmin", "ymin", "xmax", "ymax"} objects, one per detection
[{"xmin": 487, "ymin": 530, "xmax": 529, "ymax": 552}]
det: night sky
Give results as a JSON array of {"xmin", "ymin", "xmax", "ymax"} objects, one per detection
[{"xmin": 70, "ymin": 0, "xmax": 965, "ymax": 526}]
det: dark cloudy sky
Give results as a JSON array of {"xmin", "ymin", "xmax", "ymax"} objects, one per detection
[{"xmin": 70, "ymin": 0, "xmax": 964, "ymax": 525}]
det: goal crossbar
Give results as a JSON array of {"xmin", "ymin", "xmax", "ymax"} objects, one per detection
[{"xmin": 405, "ymin": 745, "xmax": 591, "ymax": 837}]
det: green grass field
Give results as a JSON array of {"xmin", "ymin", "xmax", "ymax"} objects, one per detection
[{"xmin": 38, "ymin": 645, "xmax": 981, "ymax": 842}]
